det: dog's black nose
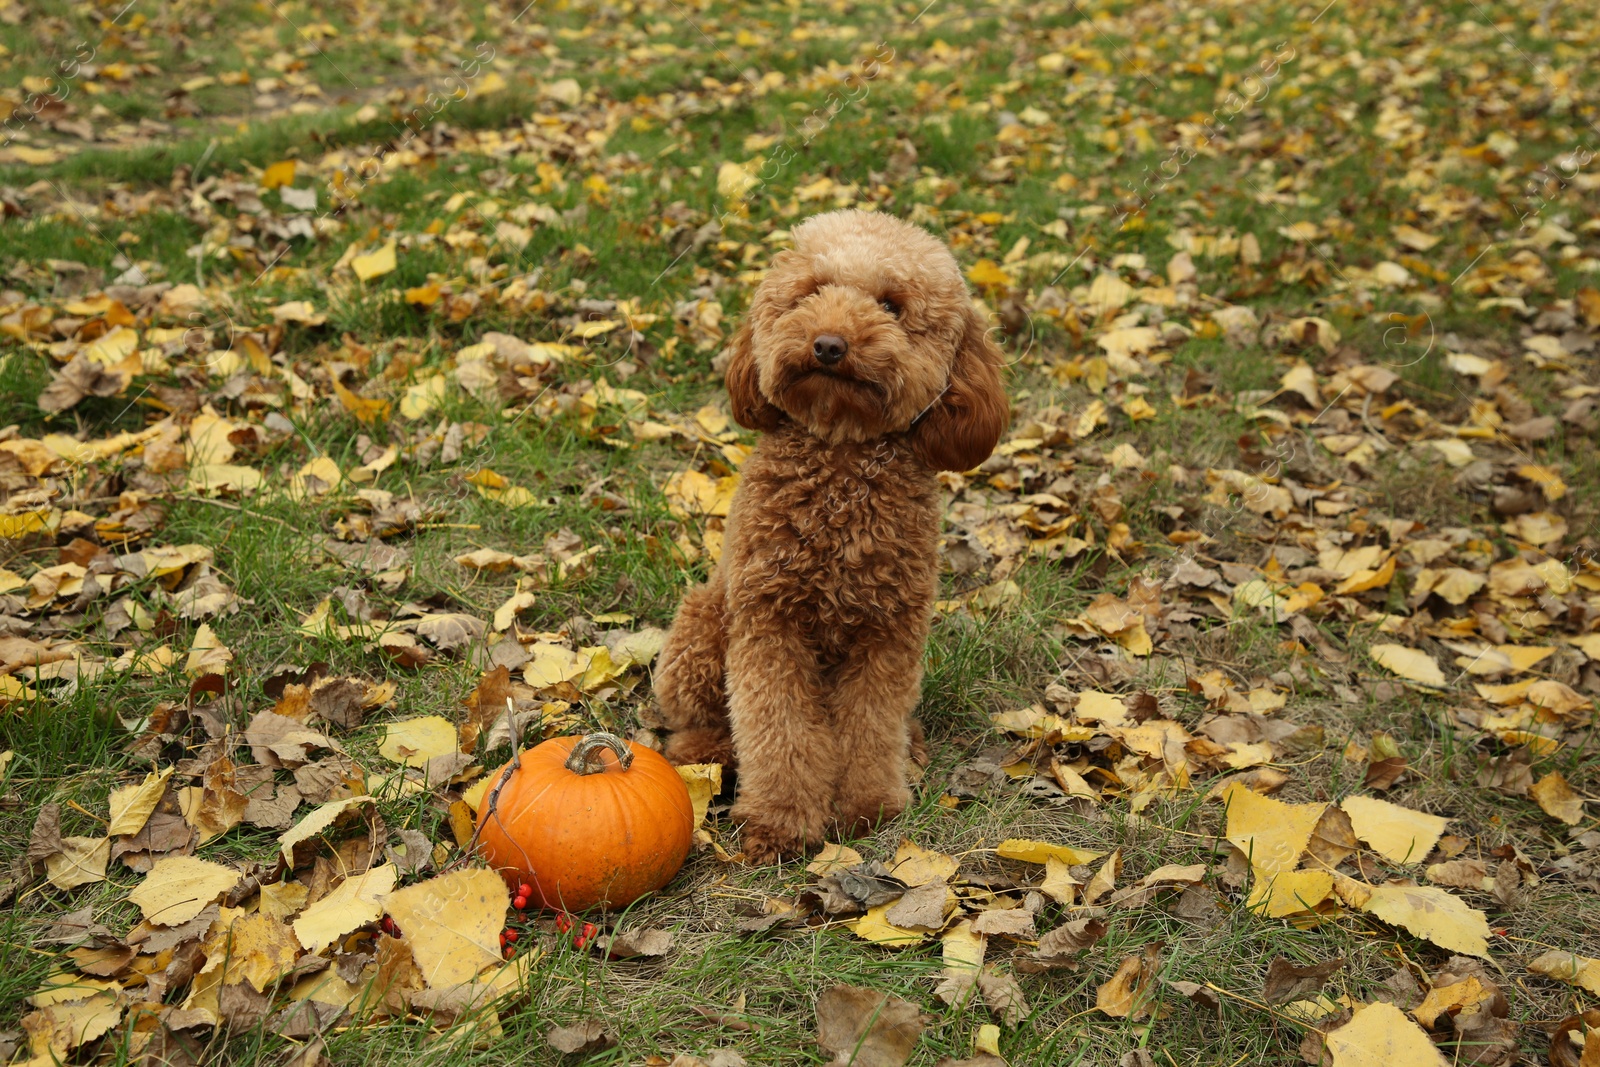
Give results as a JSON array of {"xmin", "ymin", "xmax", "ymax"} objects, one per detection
[{"xmin": 813, "ymin": 334, "xmax": 848, "ymax": 365}]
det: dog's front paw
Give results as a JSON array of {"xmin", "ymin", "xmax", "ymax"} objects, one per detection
[
  {"xmin": 831, "ymin": 783, "xmax": 910, "ymax": 839},
  {"xmin": 733, "ymin": 804, "xmax": 819, "ymax": 865}
]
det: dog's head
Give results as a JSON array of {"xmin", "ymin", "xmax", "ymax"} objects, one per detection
[{"xmin": 723, "ymin": 210, "xmax": 1009, "ymax": 472}]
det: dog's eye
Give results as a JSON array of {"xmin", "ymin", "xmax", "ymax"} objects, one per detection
[{"xmin": 880, "ymin": 298, "xmax": 900, "ymax": 317}]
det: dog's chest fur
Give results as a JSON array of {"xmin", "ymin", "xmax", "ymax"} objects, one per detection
[{"xmin": 723, "ymin": 424, "xmax": 941, "ymax": 644}]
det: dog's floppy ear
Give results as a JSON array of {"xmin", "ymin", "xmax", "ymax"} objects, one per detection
[
  {"xmin": 723, "ymin": 317, "xmax": 785, "ymax": 432},
  {"xmin": 910, "ymin": 302, "xmax": 1009, "ymax": 471}
]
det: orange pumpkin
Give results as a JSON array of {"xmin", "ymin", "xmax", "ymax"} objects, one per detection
[{"xmin": 474, "ymin": 732, "xmax": 694, "ymax": 912}]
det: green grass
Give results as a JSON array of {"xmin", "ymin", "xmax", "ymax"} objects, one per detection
[{"xmin": 2, "ymin": 0, "xmax": 1599, "ymax": 1063}]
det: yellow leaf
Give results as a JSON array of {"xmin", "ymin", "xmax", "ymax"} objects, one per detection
[
  {"xmin": 383, "ymin": 869, "xmax": 507, "ymax": 987},
  {"xmin": 1341, "ymin": 794, "xmax": 1446, "ymax": 865},
  {"xmin": 44, "ymin": 836, "xmax": 110, "ymax": 890},
  {"xmin": 185, "ymin": 622, "xmax": 232, "ymax": 677},
  {"xmin": 1247, "ymin": 868, "xmax": 1333, "ymax": 918},
  {"xmin": 850, "ymin": 902, "xmax": 929, "ymax": 946},
  {"xmin": 107, "ymin": 767, "xmax": 173, "ymax": 836},
  {"xmin": 405, "ymin": 283, "xmax": 442, "ymax": 306},
  {"xmin": 995, "ymin": 838, "xmax": 1105, "ymax": 866},
  {"xmin": 1323, "ymin": 1002, "xmax": 1448, "ymax": 1066},
  {"xmin": 262, "ymin": 160, "xmax": 297, "ymax": 188},
  {"xmin": 966, "ymin": 259, "xmax": 1014, "ymax": 292},
  {"xmin": 332, "ymin": 379, "xmax": 391, "ymax": 424},
  {"xmin": 1368, "ymin": 643, "xmax": 1447, "ymax": 688},
  {"xmin": 1527, "ymin": 950, "xmax": 1600, "ymax": 996},
  {"xmin": 675, "ymin": 763, "xmax": 722, "ymax": 831},
  {"xmin": 804, "ymin": 841, "xmax": 863, "ymax": 876},
  {"xmin": 1358, "ymin": 884, "xmax": 1490, "ymax": 957},
  {"xmin": 352, "ymin": 240, "xmax": 398, "ymax": 282},
  {"xmin": 292, "ymin": 863, "xmax": 397, "ymax": 953},
  {"xmin": 1452, "ymin": 644, "xmax": 1556, "ymax": 675},
  {"xmin": 378, "ymin": 716, "xmax": 460, "ymax": 768},
  {"xmin": 1095, "ymin": 944, "xmax": 1161, "ymax": 1020},
  {"xmin": 888, "ymin": 840, "xmax": 958, "ymax": 887},
  {"xmin": 1222, "ymin": 784, "xmax": 1325, "ymax": 875},
  {"xmin": 1530, "ymin": 771, "xmax": 1586, "ymax": 825},
  {"xmin": 279, "ymin": 796, "xmax": 374, "ymax": 865},
  {"xmin": 1040, "ymin": 857, "xmax": 1081, "ymax": 904},
  {"xmin": 662, "ymin": 469, "xmax": 739, "ymax": 518},
  {"xmin": 399, "ymin": 374, "xmax": 447, "ymax": 419},
  {"xmin": 186, "ymin": 463, "xmax": 264, "ymax": 495},
  {"xmin": 128, "ymin": 856, "xmax": 242, "ymax": 925},
  {"xmin": 199, "ymin": 911, "xmax": 303, "ymax": 991}
]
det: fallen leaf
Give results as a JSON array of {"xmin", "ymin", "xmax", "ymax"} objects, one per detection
[
  {"xmin": 995, "ymin": 838, "xmax": 1104, "ymax": 866},
  {"xmin": 1357, "ymin": 883, "xmax": 1490, "ymax": 957},
  {"xmin": 378, "ymin": 715, "xmax": 460, "ymax": 768},
  {"xmin": 1368, "ymin": 644, "xmax": 1447, "ymax": 688},
  {"xmin": 1341, "ymin": 794, "xmax": 1447, "ymax": 865},
  {"xmin": 1530, "ymin": 772, "xmax": 1586, "ymax": 825},
  {"xmin": 1095, "ymin": 943, "xmax": 1162, "ymax": 1020},
  {"xmin": 815, "ymin": 984, "xmax": 924, "ymax": 1067},
  {"xmin": 107, "ymin": 767, "xmax": 174, "ymax": 836},
  {"xmin": 888, "ymin": 840, "xmax": 958, "ymax": 886},
  {"xmin": 1323, "ymin": 1001, "xmax": 1448, "ymax": 1065},
  {"xmin": 547, "ymin": 1020, "xmax": 616, "ymax": 1055},
  {"xmin": 128, "ymin": 856, "xmax": 241, "ymax": 926},
  {"xmin": 292, "ymin": 863, "xmax": 397, "ymax": 953},
  {"xmin": 1528, "ymin": 951, "xmax": 1600, "ymax": 996},
  {"xmin": 1223, "ymin": 785, "xmax": 1325, "ymax": 874},
  {"xmin": 384, "ymin": 869, "xmax": 506, "ymax": 987}
]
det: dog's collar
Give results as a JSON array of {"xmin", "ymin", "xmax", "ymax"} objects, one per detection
[{"xmin": 909, "ymin": 381, "xmax": 951, "ymax": 429}]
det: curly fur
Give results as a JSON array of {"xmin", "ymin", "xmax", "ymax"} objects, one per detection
[{"xmin": 654, "ymin": 210, "xmax": 1009, "ymax": 863}]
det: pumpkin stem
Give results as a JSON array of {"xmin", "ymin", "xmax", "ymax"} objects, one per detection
[{"xmin": 564, "ymin": 731, "xmax": 635, "ymax": 775}]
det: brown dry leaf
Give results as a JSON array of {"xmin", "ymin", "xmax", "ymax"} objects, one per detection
[
  {"xmin": 1304, "ymin": 804, "xmax": 1360, "ymax": 871},
  {"xmin": 1095, "ymin": 943, "xmax": 1162, "ymax": 1020},
  {"xmin": 883, "ymin": 881, "xmax": 951, "ymax": 931},
  {"xmin": 1341, "ymin": 795, "xmax": 1447, "ymax": 865},
  {"xmin": 1530, "ymin": 772, "xmax": 1586, "ymax": 825},
  {"xmin": 977, "ymin": 969, "xmax": 1030, "ymax": 1027},
  {"xmin": 127, "ymin": 855, "xmax": 241, "ymax": 926},
  {"xmin": 547, "ymin": 1020, "xmax": 617, "ymax": 1055},
  {"xmin": 599, "ymin": 928, "xmax": 674, "ymax": 959},
  {"xmin": 1323, "ymin": 1001, "xmax": 1448, "ymax": 1065},
  {"xmin": 815, "ymin": 984, "xmax": 924, "ymax": 1067},
  {"xmin": 1262, "ymin": 956, "xmax": 1344, "ymax": 1005},
  {"xmin": 383, "ymin": 869, "xmax": 507, "ymax": 987}
]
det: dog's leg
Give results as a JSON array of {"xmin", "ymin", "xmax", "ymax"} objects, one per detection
[
  {"xmin": 726, "ymin": 622, "xmax": 833, "ymax": 863},
  {"xmin": 826, "ymin": 632, "xmax": 923, "ymax": 838},
  {"xmin": 655, "ymin": 570, "xmax": 735, "ymax": 766}
]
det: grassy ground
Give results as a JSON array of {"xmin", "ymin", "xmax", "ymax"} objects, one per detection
[{"xmin": 2, "ymin": 0, "xmax": 1599, "ymax": 1064}]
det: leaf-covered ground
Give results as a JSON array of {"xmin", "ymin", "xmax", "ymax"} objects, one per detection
[{"xmin": 2, "ymin": 0, "xmax": 1599, "ymax": 1064}]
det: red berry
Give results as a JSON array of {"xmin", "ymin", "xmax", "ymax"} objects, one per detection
[
  {"xmin": 518, "ymin": 883, "xmax": 534, "ymax": 898},
  {"xmin": 580, "ymin": 922, "xmax": 598, "ymax": 940},
  {"xmin": 573, "ymin": 936, "xmax": 588, "ymax": 949},
  {"xmin": 503, "ymin": 929, "xmax": 519, "ymax": 944},
  {"xmin": 513, "ymin": 895, "xmax": 528, "ymax": 911},
  {"xmin": 554, "ymin": 913, "xmax": 573, "ymax": 933},
  {"xmin": 503, "ymin": 945, "xmax": 514, "ymax": 959}
]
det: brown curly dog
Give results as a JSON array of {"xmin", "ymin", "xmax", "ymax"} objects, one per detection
[{"xmin": 653, "ymin": 210, "xmax": 1009, "ymax": 863}]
